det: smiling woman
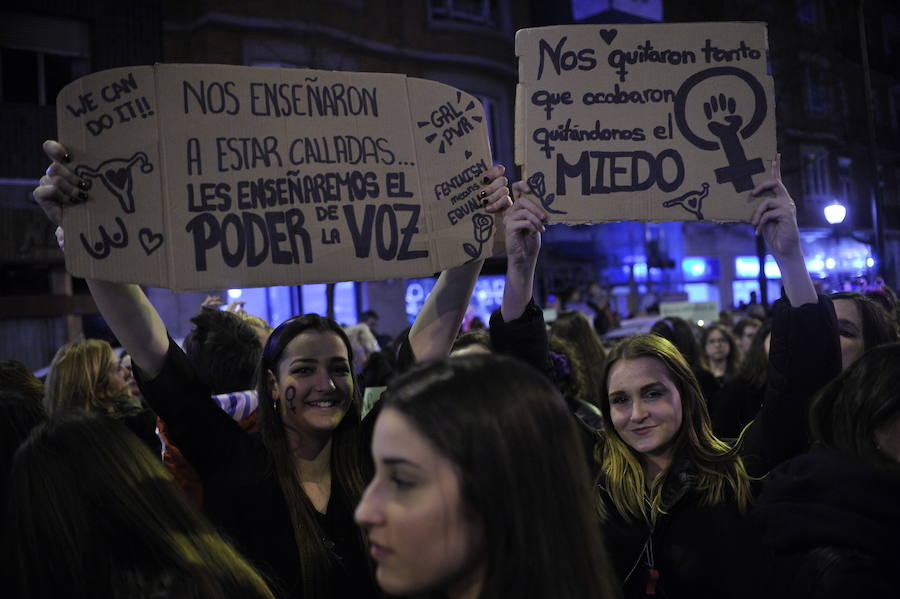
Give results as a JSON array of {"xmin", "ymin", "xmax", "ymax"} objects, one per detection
[{"xmin": 129, "ymin": 313, "xmax": 377, "ymax": 599}]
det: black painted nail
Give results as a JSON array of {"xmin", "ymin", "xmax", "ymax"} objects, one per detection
[
  {"xmin": 63, "ymin": 153, "xmax": 72, "ymax": 163},
  {"xmin": 479, "ymin": 190, "xmax": 487, "ymax": 199},
  {"xmin": 482, "ymin": 198, "xmax": 489, "ymax": 205},
  {"xmin": 77, "ymin": 191, "xmax": 88, "ymax": 201},
  {"xmin": 482, "ymin": 176, "xmax": 491, "ymax": 184},
  {"xmin": 78, "ymin": 180, "xmax": 89, "ymax": 190}
]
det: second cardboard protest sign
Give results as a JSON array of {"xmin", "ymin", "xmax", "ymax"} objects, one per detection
[
  {"xmin": 58, "ymin": 64, "xmax": 494, "ymax": 291},
  {"xmin": 516, "ymin": 22, "xmax": 776, "ymax": 223}
]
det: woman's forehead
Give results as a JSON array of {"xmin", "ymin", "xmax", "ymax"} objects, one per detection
[
  {"xmin": 280, "ymin": 330, "xmax": 348, "ymax": 361},
  {"xmin": 608, "ymin": 356, "xmax": 674, "ymax": 389}
]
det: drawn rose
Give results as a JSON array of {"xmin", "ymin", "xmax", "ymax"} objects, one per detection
[
  {"xmin": 526, "ymin": 171, "xmax": 566, "ymax": 215},
  {"xmin": 527, "ymin": 172, "xmax": 546, "ymax": 198},
  {"xmin": 463, "ymin": 213, "xmax": 494, "ymax": 263},
  {"xmin": 473, "ymin": 213, "xmax": 493, "ymax": 243}
]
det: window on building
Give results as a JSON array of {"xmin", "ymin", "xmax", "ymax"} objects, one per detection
[
  {"xmin": 796, "ymin": 0, "xmax": 823, "ymax": 26},
  {"xmin": 430, "ymin": 0, "xmax": 501, "ymax": 28},
  {"xmin": 300, "ymin": 282, "xmax": 358, "ymax": 325},
  {"xmin": 890, "ymin": 87, "xmax": 900, "ymax": 131},
  {"xmin": 836, "ymin": 79, "xmax": 849, "ymax": 119},
  {"xmin": 801, "ymin": 148, "xmax": 830, "ymax": 200},
  {"xmin": 837, "ymin": 156, "xmax": 854, "ymax": 206},
  {"xmin": 803, "ymin": 63, "xmax": 829, "ymax": 115},
  {"xmin": 883, "ymin": 14, "xmax": 900, "ymax": 56},
  {"xmin": 0, "ymin": 14, "xmax": 90, "ymax": 105},
  {"xmin": 475, "ymin": 94, "xmax": 499, "ymax": 155}
]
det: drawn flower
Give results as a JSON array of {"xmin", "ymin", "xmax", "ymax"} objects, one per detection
[
  {"xmin": 473, "ymin": 213, "xmax": 493, "ymax": 244},
  {"xmin": 463, "ymin": 213, "xmax": 493, "ymax": 263},
  {"xmin": 527, "ymin": 172, "xmax": 546, "ymax": 198}
]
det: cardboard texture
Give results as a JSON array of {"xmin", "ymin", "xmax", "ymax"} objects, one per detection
[
  {"xmin": 58, "ymin": 65, "xmax": 494, "ymax": 291},
  {"xmin": 516, "ymin": 22, "xmax": 776, "ymax": 223}
]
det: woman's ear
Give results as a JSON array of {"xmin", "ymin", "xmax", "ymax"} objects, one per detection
[{"xmin": 267, "ymin": 369, "xmax": 280, "ymax": 400}]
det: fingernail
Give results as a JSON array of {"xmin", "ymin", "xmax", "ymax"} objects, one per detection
[
  {"xmin": 63, "ymin": 153, "xmax": 72, "ymax": 163},
  {"xmin": 78, "ymin": 180, "xmax": 89, "ymax": 190},
  {"xmin": 77, "ymin": 191, "xmax": 88, "ymax": 201},
  {"xmin": 482, "ymin": 176, "xmax": 491, "ymax": 184},
  {"xmin": 479, "ymin": 190, "xmax": 487, "ymax": 199},
  {"xmin": 482, "ymin": 198, "xmax": 489, "ymax": 205}
]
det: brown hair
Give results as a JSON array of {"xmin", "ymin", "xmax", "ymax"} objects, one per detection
[{"xmin": 44, "ymin": 339, "xmax": 134, "ymax": 417}]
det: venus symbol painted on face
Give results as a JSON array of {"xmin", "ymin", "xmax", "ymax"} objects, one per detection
[{"xmin": 285, "ymin": 385, "xmax": 297, "ymax": 414}]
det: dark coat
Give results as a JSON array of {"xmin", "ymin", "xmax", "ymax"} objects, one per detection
[
  {"xmin": 754, "ymin": 447, "xmax": 900, "ymax": 599},
  {"xmin": 599, "ymin": 459, "xmax": 766, "ymax": 598}
]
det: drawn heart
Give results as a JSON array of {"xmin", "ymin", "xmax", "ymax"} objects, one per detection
[
  {"xmin": 465, "ymin": 150, "xmax": 473, "ymax": 159},
  {"xmin": 105, "ymin": 167, "xmax": 129, "ymax": 190},
  {"xmin": 598, "ymin": 29, "xmax": 618, "ymax": 45},
  {"xmin": 139, "ymin": 228, "xmax": 163, "ymax": 255}
]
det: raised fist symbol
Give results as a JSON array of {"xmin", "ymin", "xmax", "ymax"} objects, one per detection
[{"xmin": 705, "ymin": 94, "xmax": 743, "ymax": 138}]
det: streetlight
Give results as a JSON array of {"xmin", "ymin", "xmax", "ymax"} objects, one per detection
[{"xmin": 824, "ymin": 200, "xmax": 847, "ymax": 225}]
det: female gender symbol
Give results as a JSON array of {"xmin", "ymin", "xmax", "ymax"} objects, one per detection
[{"xmin": 673, "ymin": 66, "xmax": 767, "ymax": 192}]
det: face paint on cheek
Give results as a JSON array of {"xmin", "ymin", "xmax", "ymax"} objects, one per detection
[{"xmin": 285, "ymin": 386, "xmax": 297, "ymax": 414}]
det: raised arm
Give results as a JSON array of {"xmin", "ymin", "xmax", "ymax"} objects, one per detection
[
  {"xmin": 489, "ymin": 181, "xmax": 552, "ymax": 373},
  {"xmin": 750, "ymin": 153, "xmax": 816, "ymax": 307},
  {"xmin": 407, "ymin": 165, "xmax": 511, "ymax": 363},
  {"xmin": 501, "ymin": 181, "xmax": 547, "ymax": 321},
  {"xmin": 34, "ymin": 140, "xmax": 169, "ymax": 377},
  {"xmin": 740, "ymin": 154, "xmax": 841, "ymax": 475}
]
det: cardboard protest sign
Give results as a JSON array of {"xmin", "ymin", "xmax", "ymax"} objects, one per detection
[
  {"xmin": 660, "ymin": 300, "xmax": 720, "ymax": 325},
  {"xmin": 57, "ymin": 65, "xmax": 494, "ymax": 291},
  {"xmin": 516, "ymin": 22, "xmax": 775, "ymax": 223}
]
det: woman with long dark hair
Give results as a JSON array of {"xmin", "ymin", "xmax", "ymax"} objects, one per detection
[
  {"xmin": 754, "ymin": 342, "xmax": 900, "ymax": 598},
  {"xmin": 356, "ymin": 354, "xmax": 620, "ymax": 599},
  {"xmin": 4, "ymin": 412, "xmax": 275, "ymax": 598}
]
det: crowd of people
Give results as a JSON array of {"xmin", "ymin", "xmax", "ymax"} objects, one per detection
[{"xmin": 1, "ymin": 142, "xmax": 898, "ymax": 598}]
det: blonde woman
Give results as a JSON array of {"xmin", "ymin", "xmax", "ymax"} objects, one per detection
[
  {"xmin": 45, "ymin": 338, "xmax": 159, "ymax": 451},
  {"xmin": 596, "ymin": 157, "xmax": 841, "ymax": 598}
]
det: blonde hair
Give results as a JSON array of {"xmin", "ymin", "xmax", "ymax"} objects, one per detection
[
  {"xmin": 44, "ymin": 339, "xmax": 133, "ymax": 417},
  {"xmin": 598, "ymin": 334, "xmax": 753, "ymax": 523}
]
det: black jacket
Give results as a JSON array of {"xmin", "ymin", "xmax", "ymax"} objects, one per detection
[{"xmin": 754, "ymin": 447, "xmax": 900, "ymax": 599}]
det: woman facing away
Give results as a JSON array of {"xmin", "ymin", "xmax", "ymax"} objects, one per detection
[
  {"xmin": 44, "ymin": 338, "xmax": 159, "ymax": 452},
  {"xmin": 33, "ymin": 139, "xmax": 513, "ymax": 598},
  {"xmin": 754, "ymin": 342, "xmax": 900, "ymax": 598},
  {"xmin": 355, "ymin": 354, "xmax": 620, "ymax": 599},
  {"xmin": 3, "ymin": 411, "xmax": 275, "ymax": 599}
]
